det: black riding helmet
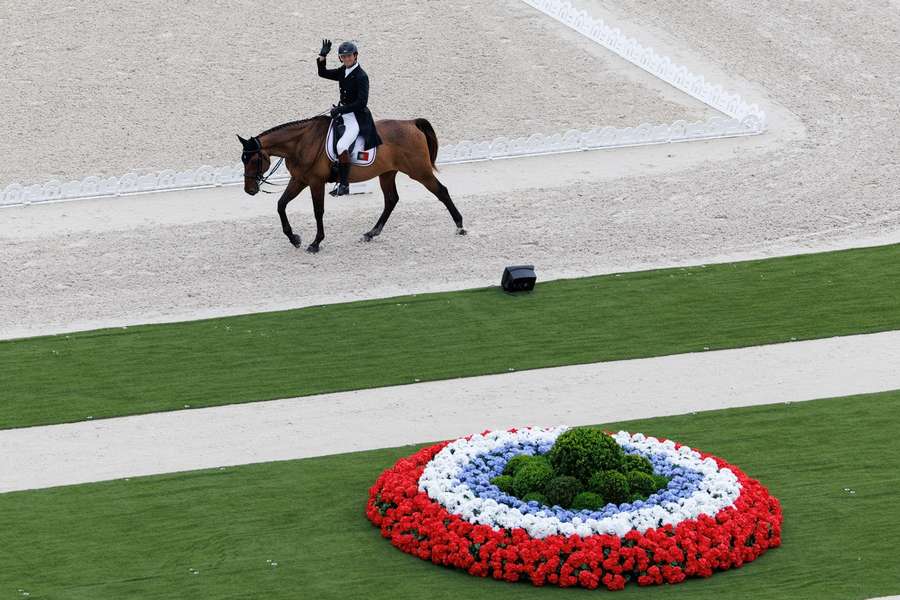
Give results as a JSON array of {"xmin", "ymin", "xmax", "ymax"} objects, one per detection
[{"xmin": 338, "ymin": 41, "xmax": 358, "ymax": 55}]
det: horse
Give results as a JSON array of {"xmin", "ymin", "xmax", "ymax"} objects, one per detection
[{"xmin": 237, "ymin": 116, "xmax": 466, "ymax": 253}]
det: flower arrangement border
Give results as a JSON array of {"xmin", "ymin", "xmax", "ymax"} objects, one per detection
[{"xmin": 366, "ymin": 428, "xmax": 782, "ymax": 591}]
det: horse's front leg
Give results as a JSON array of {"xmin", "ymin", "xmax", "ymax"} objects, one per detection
[
  {"xmin": 277, "ymin": 177, "xmax": 307, "ymax": 248},
  {"xmin": 307, "ymin": 181, "xmax": 326, "ymax": 253}
]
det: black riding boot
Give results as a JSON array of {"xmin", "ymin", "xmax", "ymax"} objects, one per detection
[{"xmin": 330, "ymin": 151, "xmax": 351, "ymax": 196}]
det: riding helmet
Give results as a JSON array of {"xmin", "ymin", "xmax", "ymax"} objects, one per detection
[{"xmin": 338, "ymin": 41, "xmax": 358, "ymax": 55}]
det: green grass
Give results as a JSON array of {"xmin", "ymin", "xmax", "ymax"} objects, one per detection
[
  {"xmin": 4, "ymin": 243, "xmax": 900, "ymax": 429},
  {"xmin": 1, "ymin": 391, "xmax": 899, "ymax": 599}
]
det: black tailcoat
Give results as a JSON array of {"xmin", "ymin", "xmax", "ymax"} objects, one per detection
[{"xmin": 317, "ymin": 60, "xmax": 383, "ymax": 149}]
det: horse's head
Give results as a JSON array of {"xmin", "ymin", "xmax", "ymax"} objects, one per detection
[{"xmin": 237, "ymin": 135, "xmax": 271, "ymax": 195}]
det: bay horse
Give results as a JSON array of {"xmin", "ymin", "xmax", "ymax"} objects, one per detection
[{"xmin": 237, "ymin": 116, "xmax": 465, "ymax": 253}]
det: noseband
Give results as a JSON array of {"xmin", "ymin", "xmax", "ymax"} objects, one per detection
[{"xmin": 241, "ymin": 137, "xmax": 284, "ymax": 192}]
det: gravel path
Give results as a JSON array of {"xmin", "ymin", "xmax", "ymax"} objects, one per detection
[{"xmin": 3, "ymin": 330, "xmax": 898, "ymax": 493}]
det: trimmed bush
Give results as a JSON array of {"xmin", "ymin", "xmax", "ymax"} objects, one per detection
[
  {"xmin": 522, "ymin": 492, "xmax": 549, "ymax": 505},
  {"xmin": 623, "ymin": 454, "xmax": 654, "ymax": 475},
  {"xmin": 589, "ymin": 470, "xmax": 630, "ymax": 504},
  {"xmin": 571, "ymin": 491, "xmax": 606, "ymax": 511},
  {"xmin": 502, "ymin": 454, "xmax": 533, "ymax": 477},
  {"xmin": 530, "ymin": 455, "xmax": 552, "ymax": 470},
  {"xmin": 513, "ymin": 460, "xmax": 554, "ymax": 497},
  {"xmin": 547, "ymin": 428, "xmax": 624, "ymax": 482},
  {"xmin": 490, "ymin": 475, "xmax": 516, "ymax": 494},
  {"xmin": 544, "ymin": 475, "xmax": 583, "ymax": 508},
  {"xmin": 653, "ymin": 474, "xmax": 671, "ymax": 491},
  {"xmin": 627, "ymin": 471, "xmax": 658, "ymax": 497}
]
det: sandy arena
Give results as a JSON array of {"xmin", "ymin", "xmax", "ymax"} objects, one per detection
[
  {"xmin": 3, "ymin": 1, "xmax": 900, "ymax": 339},
  {"xmin": 0, "ymin": 0, "xmax": 715, "ymax": 184}
]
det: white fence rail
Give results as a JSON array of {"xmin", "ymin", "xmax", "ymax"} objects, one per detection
[
  {"xmin": 520, "ymin": 0, "xmax": 767, "ymax": 126},
  {"xmin": 0, "ymin": 0, "xmax": 766, "ymax": 208}
]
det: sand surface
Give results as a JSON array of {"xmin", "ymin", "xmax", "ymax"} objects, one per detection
[
  {"xmin": 2, "ymin": 330, "xmax": 898, "ymax": 492},
  {"xmin": 0, "ymin": 0, "xmax": 714, "ymax": 185},
  {"xmin": 6, "ymin": 0, "xmax": 900, "ymax": 340}
]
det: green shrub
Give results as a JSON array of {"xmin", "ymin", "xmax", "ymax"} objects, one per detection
[
  {"xmin": 490, "ymin": 475, "xmax": 516, "ymax": 494},
  {"xmin": 502, "ymin": 454, "xmax": 533, "ymax": 477},
  {"xmin": 522, "ymin": 492, "xmax": 549, "ymax": 505},
  {"xmin": 571, "ymin": 491, "xmax": 606, "ymax": 511},
  {"xmin": 623, "ymin": 454, "xmax": 654, "ymax": 475},
  {"xmin": 652, "ymin": 475, "xmax": 671, "ymax": 492},
  {"xmin": 588, "ymin": 470, "xmax": 629, "ymax": 504},
  {"xmin": 548, "ymin": 427, "xmax": 624, "ymax": 482},
  {"xmin": 544, "ymin": 475, "xmax": 583, "ymax": 508},
  {"xmin": 627, "ymin": 471, "xmax": 657, "ymax": 497},
  {"xmin": 513, "ymin": 460, "xmax": 554, "ymax": 497},
  {"xmin": 504, "ymin": 454, "xmax": 551, "ymax": 477}
]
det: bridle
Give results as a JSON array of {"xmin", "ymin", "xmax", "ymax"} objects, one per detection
[
  {"xmin": 240, "ymin": 110, "xmax": 333, "ymax": 192},
  {"xmin": 241, "ymin": 136, "xmax": 284, "ymax": 193}
]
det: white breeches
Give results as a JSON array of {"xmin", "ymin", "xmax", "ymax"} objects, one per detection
[{"xmin": 336, "ymin": 111, "xmax": 360, "ymax": 155}]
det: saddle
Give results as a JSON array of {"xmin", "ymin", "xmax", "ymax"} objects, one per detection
[{"xmin": 325, "ymin": 117, "xmax": 377, "ymax": 167}]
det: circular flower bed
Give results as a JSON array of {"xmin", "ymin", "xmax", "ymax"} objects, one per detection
[{"xmin": 366, "ymin": 427, "xmax": 782, "ymax": 590}]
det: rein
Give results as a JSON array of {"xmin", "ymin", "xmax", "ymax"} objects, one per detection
[
  {"xmin": 257, "ymin": 157, "xmax": 284, "ymax": 192},
  {"xmin": 242, "ymin": 139, "xmax": 284, "ymax": 193},
  {"xmin": 243, "ymin": 110, "xmax": 333, "ymax": 193}
]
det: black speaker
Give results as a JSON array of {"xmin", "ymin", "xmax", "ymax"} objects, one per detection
[{"xmin": 501, "ymin": 265, "xmax": 536, "ymax": 292}]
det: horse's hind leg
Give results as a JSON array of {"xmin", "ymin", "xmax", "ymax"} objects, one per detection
[
  {"xmin": 363, "ymin": 171, "xmax": 400, "ymax": 242},
  {"xmin": 414, "ymin": 173, "xmax": 466, "ymax": 235}
]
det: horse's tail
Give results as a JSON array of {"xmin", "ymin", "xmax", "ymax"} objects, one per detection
[{"xmin": 415, "ymin": 118, "xmax": 439, "ymax": 172}]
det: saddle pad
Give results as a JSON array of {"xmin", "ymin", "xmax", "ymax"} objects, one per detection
[{"xmin": 325, "ymin": 122, "xmax": 377, "ymax": 166}]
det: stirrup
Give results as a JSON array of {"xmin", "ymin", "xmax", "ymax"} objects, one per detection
[{"xmin": 329, "ymin": 183, "xmax": 350, "ymax": 197}]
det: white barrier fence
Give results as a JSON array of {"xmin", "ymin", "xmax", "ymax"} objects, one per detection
[
  {"xmin": 0, "ymin": 0, "xmax": 765, "ymax": 208},
  {"xmin": 521, "ymin": 0, "xmax": 767, "ymax": 126}
]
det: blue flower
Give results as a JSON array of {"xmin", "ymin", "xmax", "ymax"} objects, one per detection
[{"xmin": 452, "ymin": 438, "xmax": 704, "ymax": 524}]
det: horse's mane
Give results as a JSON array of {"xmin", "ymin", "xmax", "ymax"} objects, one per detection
[{"xmin": 259, "ymin": 115, "xmax": 329, "ymax": 137}]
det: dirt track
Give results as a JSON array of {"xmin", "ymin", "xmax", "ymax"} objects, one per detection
[{"xmin": 5, "ymin": 0, "xmax": 900, "ymax": 339}]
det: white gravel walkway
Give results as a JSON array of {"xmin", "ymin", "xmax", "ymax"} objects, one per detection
[{"xmin": 3, "ymin": 329, "xmax": 898, "ymax": 493}]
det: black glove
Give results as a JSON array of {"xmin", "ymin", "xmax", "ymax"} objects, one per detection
[
  {"xmin": 319, "ymin": 39, "xmax": 332, "ymax": 57},
  {"xmin": 329, "ymin": 106, "xmax": 341, "ymax": 118}
]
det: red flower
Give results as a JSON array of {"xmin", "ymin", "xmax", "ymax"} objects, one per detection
[{"xmin": 365, "ymin": 436, "xmax": 782, "ymax": 591}]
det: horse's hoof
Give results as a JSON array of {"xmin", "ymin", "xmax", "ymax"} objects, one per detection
[
  {"xmin": 306, "ymin": 244, "xmax": 320, "ymax": 254},
  {"xmin": 361, "ymin": 232, "xmax": 374, "ymax": 242},
  {"xmin": 289, "ymin": 234, "xmax": 302, "ymax": 248},
  {"xmin": 456, "ymin": 227, "xmax": 468, "ymax": 236}
]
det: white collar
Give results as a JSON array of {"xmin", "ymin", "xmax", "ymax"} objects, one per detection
[{"xmin": 344, "ymin": 63, "xmax": 359, "ymax": 77}]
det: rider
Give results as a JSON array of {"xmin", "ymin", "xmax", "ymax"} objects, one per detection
[{"xmin": 317, "ymin": 39, "xmax": 383, "ymax": 196}]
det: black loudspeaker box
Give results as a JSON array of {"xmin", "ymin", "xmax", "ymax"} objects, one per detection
[{"xmin": 501, "ymin": 265, "xmax": 537, "ymax": 292}]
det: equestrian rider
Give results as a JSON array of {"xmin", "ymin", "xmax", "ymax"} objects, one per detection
[{"xmin": 317, "ymin": 39, "xmax": 383, "ymax": 196}]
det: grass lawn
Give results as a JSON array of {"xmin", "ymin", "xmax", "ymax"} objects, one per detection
[
  {"xmin": 1, "ymin": 391, "xmax": 899, "ymax": 599},
  {"xmin": 4, "ymin": 244, "xmax": 900, "ymax": 429}
]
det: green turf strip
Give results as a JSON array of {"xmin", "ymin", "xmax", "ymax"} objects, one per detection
[
  {"xmin": 4, "ymin": 243, "xmax": 900, "ymax": 429},
  {"xmin": 1, "ymin": 392, "xmax": 899, "ymax": 599}
]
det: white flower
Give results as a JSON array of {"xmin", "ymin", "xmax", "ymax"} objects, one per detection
[{"xmin": 417, "ymin": 428, "xmax": 743, "ymax": 539}]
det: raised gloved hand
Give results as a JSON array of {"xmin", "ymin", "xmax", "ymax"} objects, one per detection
[
  {"xmin": 319, "ymin": 39, "xmax": 332, "ymax": 57},
  {"xmin": 329, "ymin": 105, "xmax": 341, "ymax": 118}
]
